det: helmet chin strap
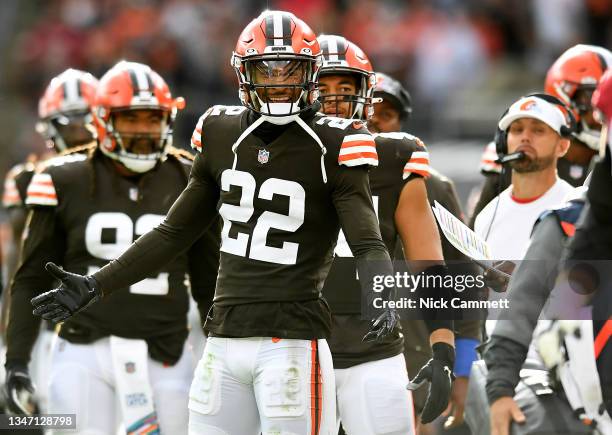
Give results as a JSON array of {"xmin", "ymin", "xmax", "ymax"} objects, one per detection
[{"xmin": 260, "ymin": 110, "xmax": 299, "ymax": 125}]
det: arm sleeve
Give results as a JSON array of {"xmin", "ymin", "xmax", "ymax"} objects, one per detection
[
  {"xmin": 331, "ymin": 165, "xmax": 394, "ymax": 316},
  {"xmin": 6, "ymin": 208, "xmax": 65, "ymax": 365},
  {"xmin": 484, "ymin": 215, "xmax": 565, "ymax": 403},
  {"xmin": 483, "ymin": 335, "xmax": 527, "ymax": 403},
  {"xmin": 187, "ymin": 216, "xmax": 221, "ymax": 325},
  {"xmin": 93, "ymin": 153, "xmax": 220, "ymax": 295}
]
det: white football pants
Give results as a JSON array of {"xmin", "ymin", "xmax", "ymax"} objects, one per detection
[
  {"xmin": 335, "ymin": 353, "xmax": 416, "ymax": 435},
  {"xmin": 188, "ymin": 337, "xmax": 336, "ymax": 435},
  {"xmin": 47, "ymin": 336, "xmax": 194, "ymax": 435}
]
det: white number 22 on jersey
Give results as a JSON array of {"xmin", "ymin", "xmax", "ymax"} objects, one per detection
[
  {"xmin": 218, "ymin": 169, "xmax": 305, "ymax": 265},
  {"xmin": 85, "ymin": 212, "xmax": 169, "ymax": 295}
]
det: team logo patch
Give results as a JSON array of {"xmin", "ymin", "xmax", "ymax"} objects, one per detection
[
  {"xmin": 520, "ymin": 99, "xmax": 536, "ymax": 111},
  {"xmin": 258, "ymin": 149, "xmax": 270, "ymax": 164},
  {"xmin": 125, "ymin": 362, "xmax": 136, "ymax": 374}
]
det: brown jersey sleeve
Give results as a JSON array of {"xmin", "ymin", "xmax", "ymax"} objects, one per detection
[
  {"xmin": 331, "ymin": 164, "xmax": 394, "ymax": 315},
  {"xmin": 187, "ymin": 216, "xmax": 221, "ymax": 325},
  {"xmin": 6, "ymin": 208, "xmax": 66, "ymax": 365}
]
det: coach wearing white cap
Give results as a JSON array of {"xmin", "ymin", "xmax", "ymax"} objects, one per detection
[{"xmin": 474, "ymin": 94, "xmax": 574, "ymax": 261}]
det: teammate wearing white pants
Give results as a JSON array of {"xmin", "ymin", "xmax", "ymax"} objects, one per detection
[
  {"xmin": 317, "ymin": 35, "xmax": 456, "ymax": 433},
  {"xmin": 48, "ymin": 337, "xmax": 194, "ymax": 435},
  {"xmin": 335, "ymin": 354, "xmax": 415, "ymax": 435},
  {"xmin": 188, "ymin": 337, "xmax": 335, "ymax": 435},
  {"xmin": 4, "ymin": 62, "xmax": 218, "ymax": 435}
]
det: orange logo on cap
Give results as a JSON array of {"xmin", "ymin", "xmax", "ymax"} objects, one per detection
[{"xmin": 520, "ymin": 100, "xmax": 536, "ymax": 111}]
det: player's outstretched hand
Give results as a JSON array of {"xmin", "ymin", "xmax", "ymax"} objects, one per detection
[
  {"xmin": 31, "ymin": 262, "xmax": 101, "ymax": 323},
  {"xmin": 362, "ymin": 308, "xmax": 400, "ymax": 343},
  {"xmin": 407, "ymin": 342, "xmax": 455, "ymax": 424}
]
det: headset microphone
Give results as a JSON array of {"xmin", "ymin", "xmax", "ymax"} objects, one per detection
[{"xmin": 495, "ymin": 151, "xmax": 526, "ymax": 165}]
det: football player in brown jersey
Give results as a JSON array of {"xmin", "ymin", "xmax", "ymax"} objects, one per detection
[
  {"xmin": 317, "ymin": 35, "xmax": 456, "ymax": 434},
  {"xmin": 2, "ymin": 69, "xmax": 99, "ymax": 419},
  {"xmin": 31, "ymin": 11, "xmax": 402, "ymax": 435},
  {"xmin": 6, "ymin": 61, "xmax": 219, "ymax": 434}
]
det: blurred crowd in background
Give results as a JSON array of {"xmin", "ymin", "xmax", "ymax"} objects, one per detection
[{"xmin": 0, "ymin": 0, "xmax": 610, "ymax": 207}]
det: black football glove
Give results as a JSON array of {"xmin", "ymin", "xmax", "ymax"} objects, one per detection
[
  {"xmin": 4, "ymin": 362, "xmax": 35, "ymax": 415},
  {"xmin": 407, "ymin": 342, "xmax": 455, "ymax": 424},
  {"xmin": 31, "ymin": 262, "xmax": 101, "ymax": 323},
  {"xmin": 362, "ymin": 308, "xmax": 400, "ymax": 343}
]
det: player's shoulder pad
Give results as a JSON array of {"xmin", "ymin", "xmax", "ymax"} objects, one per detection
[
  {"xmin": 375, "ymin": 132, "xmax": 431, "ymax": 179},
  {"xmin": 25, "ymin": 148, "xmax": 92, "ymax": 207},
  {"xmin": 312, "ymin": 114, "xmax": 378, "ymax": 167},
  {"xmin": 166, "ymin": 145, "xmax": 195, "ymax": 166},
  {"xmin": 2, "ymin": 162, "xmax": 35, "ymax": 208},
  {"xmin": 480, "ymin": 141, "xmax": 502, "ymax": 175},
  {"xmin": 190, "ymin": 105, "xmax": 247, "ymax": 153}
]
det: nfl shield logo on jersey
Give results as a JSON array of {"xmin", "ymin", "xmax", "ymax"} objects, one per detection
[
  {"xmin": 257, "ymin": 149, "xmax": 270, "ymax": 164},
  {"xmin": 125, "ymin": 362, "xmax": 136, "ymax": 374}
]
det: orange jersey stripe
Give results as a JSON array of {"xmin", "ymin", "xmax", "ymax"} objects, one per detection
[
  {"xmin": 408, "ymin": 158, "xmax": 429, "ymax": 164},
  {"xmin": 3, "ymin": 193, "xmax": 19, "ymax": 201},
  {"xmin": 341, "ymin": 140, "xmax": 375, "ymax": 149},
  {"xmin": 404, "ymin": 169, "xmax": 430, "ymax": 178},
  {"xmin": 27, "ymin": 192, "xmax": 58, "ymax": 199},
  {"xmin": 338, "ymin": 152, "xmax": 378, "ymax": 162}
]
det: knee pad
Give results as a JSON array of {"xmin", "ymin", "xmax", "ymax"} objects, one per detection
[
  {"xmin": 259, "ymin": 362, "xmax": 306, "ymax": 419},
  {"xmin": 363, "ymin": 377, "xmax": 412, "ymax": 434}
]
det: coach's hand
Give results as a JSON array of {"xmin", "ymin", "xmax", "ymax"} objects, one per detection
[
  {"xmin": 5, "ymin": 362, "xmax": 35, "ymax": 415},
  {"xmin": 31, "ymin": 262, "xmax": 101, "ymax": 323},
  {"xmin": 484, "ymin": 260, "xmax": 515, "ymax": 293},
  {"xmin": 407, "ymin": 342, "xmax": 455, "ymax": 424},
  {"xmin": 490, "ymin": 396, "xmax": 525, "ymax": 435},
  {"xmin": 363, "ymin": 308, "xmax": 400, "ymax": 343}
]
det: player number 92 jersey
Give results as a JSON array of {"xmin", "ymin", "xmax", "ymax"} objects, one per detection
[{"xmin": 10, "ymin": 148, "xmax": 211, "ymax": 364}]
